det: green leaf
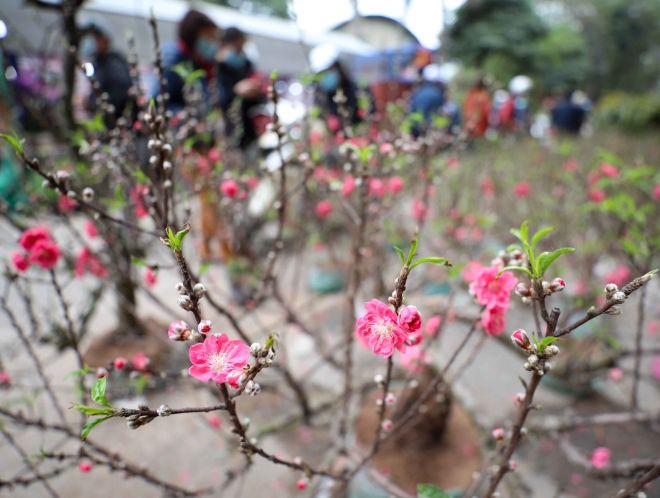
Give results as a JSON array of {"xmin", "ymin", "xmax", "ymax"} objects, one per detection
[
  {"xmin": 409, "ymin": 257, "xmax": 451, "ymax": 270},
  {"xmin": 130, "ymin": 255, "xmax": 148, "ymax": 267},
  {"xmin": 114, "ymin": 184, "xmax": 125, "ymax": 207},
  {"xmin": 91, "ymin": 377, "xmax": 112, "ymax": 408},
  {"xmin": 417, "ymin": 483, "xmax": 451, "ymax": 498},
  {"xmin": 393, "ymin": 246, "xmax": 405, "ymax": 265},
  {"xmin": 81, "ymin": 415, "xmax": 112, "ymax": 441},
  {"xmin": 537, "ymin": 336, "xmax": 558, "ymax": 352},
  {"xmin": 497, "ymin": 266, "xmax": 533, "ymax": 278},
  {"xmin": 406, "ymin": 235, "xmax": 419, "ymax": 267},
  {"xmin": 73, "ymin": 404, "xmax": 114, "ymax": 416},
  {"xmin": 0, "ymin": 131, "xmax": 24, "ymax": 155},
  {"xmin": 132, "ymin": 169, "xmax": 149, "ymax": 184},
  {"xmin": 531, "ymin": 227, "xmax": 554, "ymax": 247},
  {"xmin": 520, "ymin": 221, "xmax": 529, "ymax": 244},
  {"xmin": 65, "ymin": 365, "xmax": 91, "ymax": 379},
  {"xmin": 199, "ymin": 262, "xmax": 211, "ymax": 276},
  {"xmin": 538, "ymin": 247, "xmax": 575, "ymax": 277}
]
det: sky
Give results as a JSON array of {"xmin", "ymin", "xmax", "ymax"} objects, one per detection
[{"xmin": 291, "ymin": 0, "xmax": 467, "ymax": 49}]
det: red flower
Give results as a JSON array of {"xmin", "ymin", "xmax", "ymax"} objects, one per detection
[
  {"xmin": 355, "ymin": 299, "xmax": 410, "ymax": 358},
  {"xmin": 513, "ymin": 182, "xmax": 531, "ymax": 198},
  {"xmin": 341, "ymin": 175, "xmax": 355, "ymax": 197},
  {"xmin": 315, "ymin": 200, "xmax": 333, "ymax": 218},
  {"xmin": 19, "ymin": 226, "xmax": 52, "ymax": 251},
  {"xmin": 387, "ymin": 176, "xmax": 404, "ymax": 194},
  {"xmin": 188, "ymin": 334, "xmax": 250, "ymax": 383},
  {"xmin": 28, "ymin": 239, "xmax": 61, "ymax": 269},
  {"xmin": 588, "ymin": 189, "xmax": 606, "ymax": 203},
  {"xmin": 599, "ymin": 162, "xmax": 619, "ymax": 177},
  {"xmin": 12, "ymin": 251, "xmax": 29, "ymax": 272},
  {"xmin": 144, "ymin": 268, "xmax": 157, "ymax": 286},
  {"xmin": 482, "ymin": 302, "xmax": 507, "ymax": 336},
  {"xmin": 221, "ymin": 180, "xmax": 239, "ymax": 198},
  {"xmin": 84, "ymin": 221, "xmax": 99, "ymax": 238}
]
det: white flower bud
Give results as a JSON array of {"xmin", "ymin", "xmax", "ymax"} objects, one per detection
[
  {"xmin": 546, "ymin": 345, "xmax": 559, "ymax": 356},
  {"xmin": 544, "ymin": 362, "xmax": 552, "ymax": 373},
  {"xmin": 193, "ymin": 283, "xmax": 206, "ymax": 298},
  {"xmin": 177, "ymin": 295, "xmax": 192, "ymax": 310},
  {"xmin": 82, "ymin": 187, "xmax": 95, "ymax": 201},
  {"xmin": 245, "ymin": 380, "xmax": 261, "ymax": 396},
  {"xmin": 528, "ymin": 355, "xmax": 539, "ymax": 367},
  {"xmin": 604, "ymin": 283, "xmax": 618, "ymax": 293},
  {"xmin": 161, "ymin": 143, "xmax": 172, "ymax": 156},
  {"xmin": 374, "ymin": 374, "xmax": 384, "ymax": 384},
  {"xmin": 250, "ymin": 343, "xmax": 260, "ymax": 357},
  {"xmin": 611, "ymin": 291, "xmax": 626, "ymax": 304},
  {"xmin": 175, "ymin": 282, "xmax": 186, "ymax": 294},
  {"xmin": 163, "ymin": 161, "xmax": 172, "ymax": 171},
  {"xmin": 523, "ymin": 362, "xmax": 533, "ymax": 371},
  {"xmin": 385, "ymin": 393, "xmax": 396, "ymax": 405}
]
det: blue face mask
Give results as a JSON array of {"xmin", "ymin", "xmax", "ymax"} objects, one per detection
[
  {"xmin": 224, "ymin": 50, "xmax": 248, "ymax": 69},
  {"xmin": 319, "ymin": 69, "xmax": 340, "ymax": 93},
  {"xmin": 81, "ymin": 36, "xmax": 98, "ymax": 58},
  {"xmin": 195, "ymin": 38, "xmax": 219, "ymax": 62}
]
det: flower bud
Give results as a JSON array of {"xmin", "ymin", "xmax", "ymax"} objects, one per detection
[
  {"xmin": 374, "ymin": 374, "xmax": 384, "ymax": 384},
  {"xmin": 514, "ymin": 392, "xmax": 525, "ymax": 404},
  {"xmin": 96, "ymin": 367, "xmax": 108, "ymax": 379},
  {"xmin": 296, "ymin": 479, "xmax": 307, "ymax": 490},
  {"xmin": 542, "ymin": 281, "xmax": 550, "ymax": 293},
  {"xmin": 168, "ymin": 320, "xmax": 191, "ymax": 341},
  {"xmin": 175, "ymin": 282, "xmax": 186, "ymax": 294},
  {"xmin": 492, "ymin": 427, "xmax": 505, "ymax": 441},
  {"xmin": 543, "ymin": 362, "xmax": 552, "ymax": 373},
  {"xmin": 157, "ymin": 405, "xmax": 172, "ymax": 417},
  {"xmin": 523, "ymin": 362, "xmax": 533, "ymax": 371},
  {"xmin": 508, "ymin": 460, "xmax": 517, "ymax": 471},
  {"xmin": 611, "ymin": 291, "xmax": 626, "ymax": 304},
  {"xmin": 385, "ymin": 393, "xmax": 396, "ymax": 405},
  {"xmin": 114, "ymin": 357, "xmax": 127, "ymax": 370},
  {"xmin": 511, "ymin": 329, "xmax": 531, "ymax": 350},
  {"xmin": 520, "ymin": 427, "xmax": 528, "ymax": 437},
  {"xmin": 515, "ymin": 283, "xmax": 531, "ymax": 297},
  {"xmin": 604, "ymin": 283, "xmax": 618, "ymax": 294},
  {"xmin": 198, "ymin": 320, "xmax": 213, "ymax": 334},
  {"xmin": 549, "ymin": 278, "xmax": 566, "ymax": 293},
  {"xmin": 528, "ymin": 355, "xmax": 539, "ymax": 367},
  {"xmin": 177, "ymin": 295, "xmax": 192, "ymax": 310},
  {"xmin": 250, "ymin": 343, "xmax": 261, "ymax": 357},
  {"xmin": 82, "ymin": 187, "xmax": 95, "ymax": 201},
  {"xmin": 161, "ymin": 143, "xmax": 172, "ymax": 156},
  {"xmin": 245, "ymin": 380, "xmax": 261, "ymax": 396},
  {"xmin": 193, "ymin": 283, "xmax": 206, "ymax": 298},
  {"xmin": 546, "ymin": 345, "xmax": 559, "ymax": 356},
  {"xmin": 163, "ymin": 180, "xmax": 172, "ymax": 189},
  {"xmin": 381, "ymin": 419, "xmax": 393, "ymax": 431}
]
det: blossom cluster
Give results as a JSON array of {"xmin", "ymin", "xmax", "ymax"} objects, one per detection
[
  {"xmin": 468, "ymin": 264, "xmax": 517, "ymax": 336},
  {"xmin": 12, "ymin": 227, "xmax": 62, "ymax": 272}
]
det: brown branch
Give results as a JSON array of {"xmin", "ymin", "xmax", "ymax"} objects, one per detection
[{"xmin": 611, "ymin": 464, "xmax": 660, "ymax": 498}]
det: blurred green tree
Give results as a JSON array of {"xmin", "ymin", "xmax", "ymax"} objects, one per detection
[{"xmin": 446, "ymin": 0, "xmax": 548, "ymax": 84}]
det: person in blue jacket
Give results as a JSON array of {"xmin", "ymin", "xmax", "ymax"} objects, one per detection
[{"xmin": 410, "ymin": 64, "xmax": 445, "ymax": 136}]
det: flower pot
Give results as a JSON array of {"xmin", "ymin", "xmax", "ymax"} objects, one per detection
[{"xmin": 308, "ymin": 265, "xmax": 346, "ymax": 293}]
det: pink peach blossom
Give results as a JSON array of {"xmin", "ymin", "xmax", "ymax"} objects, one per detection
[
  {"xmin": 449, "ymin": 208, "xmax": 461, "ymax": 220},
  {"xmin": 599, "ymin": 163, "xmax": 619, "ymax": 177},
  {"xmin": 588, "ymin": 189, "xmax": 606, "ymax": 203},
  {"xmin": 58, "ymin": 195, "xmax": 76, "ymax": 213},
  {"xmin": 454, "ymin": 226, "xmax": 468, "ymax": 241},
  {"xmin": 469, "ymin": 266, "xmax": 517, "ymax": 306},
  {"xmin": 208, "ymin": 414, "xmax": 221, "ymax": 429},
  {"xmin": 425, "ymin": 315, "xmax": 442, "ymax": 337},
  {"xmin": 398, "ymin": 306, "xmax": 422, "ymax": 334},
  {"xmin": 649, "ymin": 321, "xmax": 659, "ymax": 335},
  {"xmin": 309, "ymin": 130, "xmax": 322, "ymax": 146},
  {"xmin": 608, "ymin": 367, "xmax": 623, "ymax": 382},
  {"xmin": 246, "ymin": 176, "xmax": 259, "ymax": 190},
  {"xmin": 573, "ymin": 280, "xmax": 588, "ymax": 295},
  {"xmin": 0, "ymin": 371, "xmax": 11, "ymax": 386},
  {"xmin": 369, "ymin": 178, "xmax": 386, "ymax": 198},
  {"xmin": 463, "ymin": 214, "xmax": 476, "ymax": 226},
  {"xmin": 84, "ymin": 221, "xmax": 99, "ymax": 238},
  {"xmin": 379, "ymin": 142, "xmax": 393, "ymax": 155},
  {"xmin": 652, "ymin": 356, "xmax": 660, "ymax": 381},
  {"xmin": 482, "ymin": 302, "xmax": 507, "ymax": 336},
  {"xmin": 168, "ymin": 320, "xmax": 191, "ymax": 341},
  {"xmin": 562, "ymin": 159, "xmax": 578, "ymax": 172},
  {"xmin": 604, "ymin": 266, "xmax": 631, "ymax": 288},
  {"xmin": 314, "ymin": 165, "xmax": 326, "ymax": 183},
  {"xmin": 29, "ymin": 239, "xmax": 61, "ymax": 270},
  {"xmin": 447, "ymin": 156, "xmax": 459, "ymax": 169},
  {"xmin": 387, "ymin": 176, "xmax": 404, "ymax": 194},
  {"xmin": 12, "ymin": 251, "xmax": 29, "ymax": 272},
  {"xmin": 130, "ymin": 186, "xmax": 149, "ymax": 218},
  {"xmin": 114, "ymin": 357, "xmax": 126, "ymax": 369},
  {"xmin": 513, "ymin": 181, "xmax": 531, "ymax": 198},
  {"xmin": 399, "ymin": 345, "xmax": 430, "ymax": 373},
  {"xmin": 355, "ymin": 299, "xmax": 410, "ymax": 358},
  {"xmin": 461, "ymin": 260, "xmax": 484, "ymax": 283},
  {"xmin": 221, "ymin": 180, "xmax": 239, "ymax": 198},
  {"xmin": 197, "ymin": 156, "xmax": 211, "ymax": 174},
  {"xmin": 79, "ymin": 461, "xmax": 92, "ymax": 473},
  {"xmin": 481, "ymin": 177, "xmax": 495, "ymax": 196},
  {"xmin": 653, "ymin": 183, "xmax": 660, "ymax": 200},
  {"xmin": 19, "ymin": 226, "xmax": 51, "ymax": 251},
  {"xmin": 587, "ymin": 171, "xmax": 600, "ymax": 186},
  {"xmin": 341, "ymin": 175, "xmax": 355, "ymax": 197},
  {"xmin": 590, "ymin": 447, "xmax": 611, "ymax": 468},
  {"xmin": 208, "ymin": 148, "xmax": 222, "ymax": 164},
  {"xmin": 188, "ymin": 334, "xmax": 250, "ymax": 383},
  {"xmin": 315, "ymin": 200, "xmax": 333, "ymax": 218},
  {"xmin": 75, "ymin": 247, "xmax": 107, "ymax": 278},
  {"xmin": 132, "ymin": 352, "xmax": 150, "ymax": 371},
  {"xmin": 144, "ymin": 268, "xmax": 157, "ymax": 286},
  {"xmin": 411, "ymin": 198, "xmax": 428, "ymax": 222},
  {"xmin": 471, "ymin": 228, "xmax": 483, "ymax": 240},
  {"xmin": 226, "ymin": 369, "xmax": 243, "ymax": 389},
  {"xmin": 326, "ymin": 115, "xmax": 340, "ymax": 132}
]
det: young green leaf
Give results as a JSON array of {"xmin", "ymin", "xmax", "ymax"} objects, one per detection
[
  {"xmin": 409, "ymin": 257, "xmax": 451, "ymax": 270},
  {"xmin": 199, "ymin": 262, "xmax": 211, "ymax": 276},
  {"xmin": 520, "ymin": 220, "xmax": 529, "ymax": 244},
  {"xmin": 406, "ymin": 236, "xmax": 419, "ymax": 267},
  {"xmin": 393, "ymin": 246, "xmax": 405, "ymax": 265},
  {"xmin": 0, "ymin": 131, "xmax": 24, "ymax": 155},
  {"xmin": 537, "ymin": 336, "xmax": 558, "ymax": 352},
  {"xmin": 538, "ymin": 248, "xmax": 575, "ymax": 277},
  {"xmin": 531, "ymin": 227, "xmax": 554, "ymax": 247},
  {"xmin": 91, "ymin": 377, "xmax": 113, "ymax": 408},
  {"xmin": 81, "ymin": 415, "xmax": 112, "ymax": 441},
  {"xmin": 130, "ymin": 255, "xmax": 148, "ymax": 267},
  {"xmin": 65, "ymin": 365, "xmax": 91, "ymax": 379},
  {"xmin": 417, "ymin": 483, "xmax": 451, "ymax": 498},
  {"xmin": 497, "ymin": 266, "xmax": 533, "ymax": 278},
  {"xmin": 73, "ymin": 404, "xmax": 114, "ymax": 416}
]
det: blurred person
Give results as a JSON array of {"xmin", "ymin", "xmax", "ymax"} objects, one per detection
[
  {"xmin": 80, "ymin": 22, "xmax": 134, "ymax": 121},
  {"xmin": 161, "ymin": 10, "xmax": 220, "ymax": 113},
  {"xmin": 463, "ymin": 77, "xmax": 491, "ymax": 138},
  {"xmin": 217, "ymin": 27, "xmax": 266, "ymax": 150},
  {"xmin": 551, "ymin": 90, "xmax": 586, "ymax": 134},
  {"xmin": 410, "ymin": 63, "xmax": 445, "ymax": 137},
  {"xmin": 309, "ymin": 44, "xmax": 363, "ymax": 126}
]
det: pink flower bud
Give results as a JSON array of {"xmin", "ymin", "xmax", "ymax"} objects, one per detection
[
  {"xmin": 381, "ymin": 419, "xmax": 393, "ymax": 431},
  {"xmin": 315, "ymin": 200, "xmax": 333, "ymax": 218},
  {"xmin": 220, "ymin": 180, "xmax": 239, "ymax": 198},
  {"xmin": 549, "ymin": 278, "xmax": 566, "ymax": 293},
  {"xmin": 79, "ymin": 461, "xmax": 92, "ymax": 473},
  {"xmin": 226, "ymin": 370, "xmax": 243, "ymax": 389},
  {"xmin": 168, "ymin": 320, "xmax": 191, "ymax": 341},
  {"xmin": 387, "ymin": 176, "xmax": 404, "ymax": 194},
  {"xmin": 509, "ymin": 460, "xmax": 517, "ymax": 471},
  {"xmin": 11, "ymin": 251, "xmax": 29, "ymax": 272},
  {"xmin": 492, "ymin": 427, "xmax": 505, "ymax": 441},
  {"xmin": 96, "ymin": 368, "xmax": 108, "ymax": 379},
  {"xmin": 296, "ymin": 479, "xmax": 307, "ymax": 490},
  {"xmin": 198, "ymin": 320, "xmax": 213, "ymax": 334},
  {"xmin": 398, "ymin": 306, "xmax": 422, "ymax": 334},
  {"xmin": 114, "ymin": 357, "xmax": 127, "ymax": 370},
  {"xmin": 513, "ymin": 392, "xmax": 525, "ymax": 404},
  {"xmin": 515, "ymin": 283, "xmax": 531, "ymax": 297},
  {"xmin": 385, "ymin": 393, "xmax": 396, "ymax": 405},
  {"xmin": 511, "ymin": 329, "xmax": 531, "ymax": 350}
]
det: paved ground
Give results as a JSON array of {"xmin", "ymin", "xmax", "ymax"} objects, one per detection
[{"xmin": 1, "ymin": 214, "xmax": 659, "ymax": 498}]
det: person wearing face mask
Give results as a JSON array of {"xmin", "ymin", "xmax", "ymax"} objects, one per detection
[
  {"xmin": 217, "ymin": 27, "xmax": 265, "ymax": 150},
  {"xmin": 79, "ymin": 22, "xmax": 134, "ymax": 123},
  {"xmin": 160, "ymin": 10, "xmax": 220, "ymax": 113},
  {"xmin": 309, "ymin": 44, "xmax": 363, "ymax": 126}
]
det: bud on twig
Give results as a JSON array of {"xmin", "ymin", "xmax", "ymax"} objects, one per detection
[{"xmin": 511, "ymin": 329, "xmax": 531, "ymax": 351}]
